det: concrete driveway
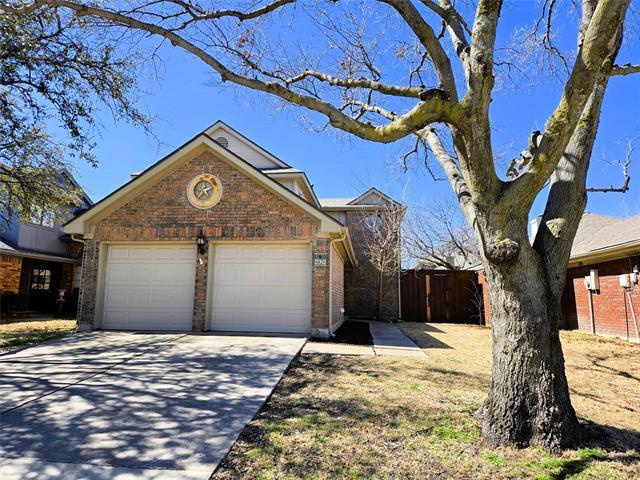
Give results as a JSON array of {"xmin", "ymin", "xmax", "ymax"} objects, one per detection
[{"xmin": 0, "ymin": 332, "xmax": 306, "ymax": 479}]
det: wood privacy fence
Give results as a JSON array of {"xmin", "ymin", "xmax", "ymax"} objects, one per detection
[{"xmin": 401, "ymin": 269, "xmax": 484, "ymax": 324}]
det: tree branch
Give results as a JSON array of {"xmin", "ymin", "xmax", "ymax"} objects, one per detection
[
  {"xmin": 533, "ymin": 76, "xmax": 609, "ymax": 296},
  {"xmin": 286, "ymin": 70, "xmax": 423, "ymax": 98},
  {"xmin": 419, "ymin": 0, "xmax": 471, "ymax": 63},
  {"xmin": 502, "ymin": 0, "xmax": 630, "ymax": 212},
  {"xmin": 377, "ymin": 0, "xmax": 458, "ymax": 98},
  {"xmin": 611, "ymin": 63, "xmax": 640, "ymax": 76},
  {"xmin": 23, "ymin": 0, "xmax": 464, "ymax": 143}
]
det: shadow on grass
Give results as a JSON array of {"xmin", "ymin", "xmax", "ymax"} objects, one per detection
[
  {"xmin": 0, "ymin": 329, "xmax": 74, "ymax": 353},
  {"xmin": 400, "ymin": 325, "xmax": 453, "ymax": 349},
  {"xmin": 538, "ymin": 422, "xmax": 640, "ymax": 480}
]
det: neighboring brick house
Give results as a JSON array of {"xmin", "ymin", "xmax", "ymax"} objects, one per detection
[
  {"xmin": 0, "ymin": 172, "xmax": 92, "ymax": 317},
  {"xmin": 479, "ymin": 212, "xmax": 640, "ymax": 342},
  {"xmin": 62, "ymin": 121, "xmax": 402, "ymax": 337},
  {"xmin": 319, "ymin": 189, "xmax": 402, "ymax": 321}
]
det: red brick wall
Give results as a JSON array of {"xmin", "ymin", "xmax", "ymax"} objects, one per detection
[
  {"xmin": 343, "ymin": 210, "xmax": 399, "ymax": 320},
  {"xmin": 312, "ymin": 238, "xmax": 330, "ymax": 331},
  {"xmin": 479, "ymin": 255, "xmax": 640, "ymax": 340},
  {"xmin": 0, "ymin": 255, "xmax": 22, "ymax": 294},
  {"xmin": 95, "ymin": 150, "xmax": 319, "ymax": 242},
  {"xmin": 565, "ymin": 256, "xmax": 640, "ymax": 339},
  {"xmin": 78, "ymin": 149, "xmax": 335, "ymax": 333},
  {"xmin": 331, "ymin": 244, "xmax": 345, "ymax": 330}
]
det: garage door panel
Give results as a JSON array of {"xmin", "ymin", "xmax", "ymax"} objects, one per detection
[
  {"xmin": 263, "ymin": 247, "xmax": 285, "ymax": 259},
  {"xmin": 108, "ymin": 247, "xmax": 131, "ymax": 260},
  {"xmin": 129, "ymin": 267, "xmax": 152, "ymax": 282},
  {"xmin": 131, "ymin": 248, "xmax": 153, "ymax": 260},
  {"xmin": 102, "ymin": 311, "xmax": 126, "ymax": 329},
  {"xmin": 263, "ymin": 268, "xmax": 286, "ymax": 283},
  {"xmin": 104, "ymin": 288, "xmax": 128, "ymax": 307},
  {"xmin": 211, "ymin": 243, "xmax": 311, "ymax": 333},
  {"xmin": 125, "ymin": 288, "xmax": 152, "ymax": 308},
  {"xmin": 215, "ymin": 246, "xmax": 238, "ymax": 259},
  {"xmin": 236, "ymin": 268, "xmax": 261, "ymax": 282},
  {"xmin": 149, "ymin": 287, "xmax": 194, "ymax": 308},
  {"xmin": 214, "ymin": 265, "xmax": 237, "ymax": 283},
  {"xmin": 260, "ymin": 287, "xmax": 309, "ymax": 309},
  {"xmin": 151, "ymin": 265, "xmax": 192, "ymax": 282},
  {"xmin": 287, "ymin": 247, "xmax": 309, "ymax": 260},
  {"xmin": 285, "ymin": 269, "xmax": 308, "ymax": 283},
  {"xmin": 102, "ymin": 245, "xmax": 196, "ymax": 331},
  {"xmin": 212, "ymin": 287, "xmax": 236, "ymax": 308},
  {"xmin": 105, "ymin": 266, "xmax": 130, "ymax": 283}
]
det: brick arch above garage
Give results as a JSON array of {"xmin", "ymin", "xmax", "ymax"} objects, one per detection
[{"xmin": 94, "ymin": 150, "xmax": 320, "ymax": 242}]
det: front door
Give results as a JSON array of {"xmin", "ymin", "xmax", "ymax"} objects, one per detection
[{"xmin": 20, "ymin": 259, "xmax": 62, "ymax": 312}]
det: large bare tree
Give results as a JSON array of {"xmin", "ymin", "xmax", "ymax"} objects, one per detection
[
  {"xmin": 404, "ymin": 196, "xmax": 480, "ymax": 270},
  {"xmin": 7, "ymin": 0, "xmax": 637, "ymax": 450}
]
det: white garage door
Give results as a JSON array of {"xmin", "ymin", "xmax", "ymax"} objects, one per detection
[
  {"xmin": 211, "ymin": 244, "xmax": 311, "ymax": 333},
  {"xmin": 102, "ymin": 244, "xmax": 196, "ymax": 331}
]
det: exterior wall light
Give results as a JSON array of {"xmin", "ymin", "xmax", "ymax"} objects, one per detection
[
  {"xmin": 633, "ymin": 265, "xmax": 639, "ymax": 285},
  {"xmin": 196, "ymin": 228, "xmax": 208, "ymax": 255}
]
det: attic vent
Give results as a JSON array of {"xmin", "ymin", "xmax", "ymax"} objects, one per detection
[{"xmin": 214, "ymin": 136, "xmax": 230, "ymax": 149}]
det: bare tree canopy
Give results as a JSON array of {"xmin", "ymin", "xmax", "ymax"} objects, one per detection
[
  {"xmin": 6, "ymin": 0, "xmax": 637, "ymax": 450},
  {"xmin": 404, "ymin": 196, "xmax": 479, "ymax": 270}
]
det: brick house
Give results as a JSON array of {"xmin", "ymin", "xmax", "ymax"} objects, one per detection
[
  {"xmin": 0, "ymin": 172, "xmax": 92, "ymax": 318},
  {"xmin": 319, "ymin": 190, "xmax": 402, "ymax": 321},
  {"xmin": 62, "ymin": 121, "xmax": 401, "ymax": 337},
  {"xmin": 478, "ymin": 212, "xmax": 640, "ymax": 342}
]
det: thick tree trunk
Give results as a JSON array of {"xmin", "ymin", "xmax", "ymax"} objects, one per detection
[{"xmin": 478, "ymin": 243, "xmax": 581, "ymax": 451}]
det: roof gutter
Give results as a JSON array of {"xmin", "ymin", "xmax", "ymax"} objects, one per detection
[
  {"xmin": 0, "ymin": 248, "xmax": 80, "ymax": 264},
  {"xmin": 568, "ymin": 242, "xmax": 640, "ymax": 267}
]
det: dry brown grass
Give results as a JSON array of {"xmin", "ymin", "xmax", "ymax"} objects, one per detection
[
  {"xmin": 213, "ymin": 323, "xmax": 640, "ymax": 480},
  {"xmin": 0, "ymin": 319, "xmax": 76, "ymax": 352}
]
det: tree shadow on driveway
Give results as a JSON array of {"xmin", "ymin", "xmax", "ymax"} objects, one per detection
[{"xmin": 0, "ymin": 333, "xmax": 304, "ymax": 477}]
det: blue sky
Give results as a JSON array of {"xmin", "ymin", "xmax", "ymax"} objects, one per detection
[{"xmin": 72, "ymin": 3, "xmax": 640, "ymax": 220}]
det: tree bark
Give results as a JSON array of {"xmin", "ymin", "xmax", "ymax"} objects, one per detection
[{"xmin": 477, "ymin": 242, "xmax": 580, "ymax": 451}]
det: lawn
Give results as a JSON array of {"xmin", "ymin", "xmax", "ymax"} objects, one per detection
[
  {"xmin": 213, "ymin": 323, "xmax": 640, "ymax": 480},
  {"xmin": 0, "ymin": 319, "xmax": 76, "ymax": 353}
]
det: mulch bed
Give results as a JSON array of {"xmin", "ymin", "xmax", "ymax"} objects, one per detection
[{"xmin": 312, "ymin": 319, "xmax": 373, "ymax": 345}]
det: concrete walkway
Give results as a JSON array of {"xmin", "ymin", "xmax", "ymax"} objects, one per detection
[
  {"xmin": 303, "ymin": 322, "xmax": 425, "ymax": 358},
  {"xmin": 370, "ymin": 322, "xmax": 426, "ymax": 357},
  {"xmin": 0, "ymin": 332, "xmax": 306, "ymax": 479}
]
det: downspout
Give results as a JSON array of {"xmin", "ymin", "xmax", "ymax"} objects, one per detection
[
  {"xmin": 328, "ymin": 231, "xmax": 347, "ymax": 336},
  {"xmin": 588, "ymin": 289, "xmax": 596, "ymax": 334}
]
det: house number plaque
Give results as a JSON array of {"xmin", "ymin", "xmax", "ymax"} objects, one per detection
[{"xmin": 313, "ymin": 253, "xmax": 328, "ymax": 267}]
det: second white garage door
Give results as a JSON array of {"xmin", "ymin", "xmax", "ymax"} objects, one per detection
[
  {"xmin": 210, "ymin": 244, "xmax": 311, "ymax": 333},
  {"xmin": 102, "ymin": 244, "xmax": 196, "ymax": 331}
]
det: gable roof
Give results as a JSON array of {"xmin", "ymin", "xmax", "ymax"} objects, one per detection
[
  {"xmin": 349, "ymin": 187, "xmax": 401, "ymax": 206},
  {"xmin": 205, "ymin": 120, "xmax": 291, "ymax": 169},
  {"xmin": 320, "ymin": 188, "xmax": 402, "ymax": 211},
  {"xmin": 262, "ymin": 167, "xmax": 321, "ymax": 208},
  {"xmin": 62, "ymin": 132, "xmax": 347, "ymax": 238}
]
